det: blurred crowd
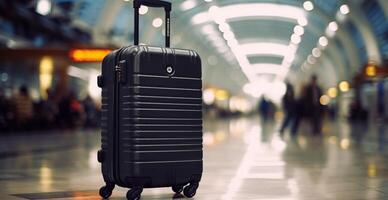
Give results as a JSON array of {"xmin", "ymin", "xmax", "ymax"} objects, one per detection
[
  {"xmin": 0, "ymin": 85, "xmax": 100, "ymax": 132},
  {"xmin": 279, "ymin": 75, "xmax": 324, "ymax": 137},
  {"xmin": 258, "ymin": 75, "xmax": 326, "ymax": 137}
]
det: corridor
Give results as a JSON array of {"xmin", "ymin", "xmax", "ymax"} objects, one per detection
[{"xmin": 0, "ymin": 117, "xmax": 387, "ymax": 200}]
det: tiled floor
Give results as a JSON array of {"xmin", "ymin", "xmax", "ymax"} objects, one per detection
[{"xmin": 0, "ymin": 116, "xmax": 388, "ymax": 199}]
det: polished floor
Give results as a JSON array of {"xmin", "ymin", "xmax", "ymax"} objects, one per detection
[{"xmin": 0, "ymin": 116, "xmax": 388, "ymax": 200}]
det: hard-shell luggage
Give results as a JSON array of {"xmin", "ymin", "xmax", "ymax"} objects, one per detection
[{"xmin": 97, "ymin": 0, "xmax": 203, "ymax": 199}]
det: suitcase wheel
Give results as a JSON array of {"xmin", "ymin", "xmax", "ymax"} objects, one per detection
[
  {"xmin": 99, "ymin": 183, "xmax": 115, "ymax": 199},
  {"xmin": 172, "ymin": 185, "xmax": 184, "ymax": 194},
  {"xmin": 126, "ymin": 187, "xmax": 143, "ymax": 200},
  {"xmin": 183, "ymin": 182, "xmax": 199, "ymax": 198},
  {"xmin": 97, "ymin": 75, "xmax": 103, "ymax": 88}
]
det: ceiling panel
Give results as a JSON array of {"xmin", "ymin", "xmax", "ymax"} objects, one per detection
[
  {"xmin": 247, "ymin": 55, "xmax": 284, "ymax": 65},
  {"xmin": 229, "ymin": 19, "xmax": 294, "ymax": 43}
]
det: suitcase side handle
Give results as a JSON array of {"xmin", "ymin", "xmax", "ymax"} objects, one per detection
[{"xmin": 133, "ymin": 0, "xmax": 171, "ymax": 47}]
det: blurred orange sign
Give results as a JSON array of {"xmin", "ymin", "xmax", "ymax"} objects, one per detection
[
  {"xmin": 69, "ymin": 49, "xmax": 111, "ymax": 62},
  {"xmin": 364, "ymin": 64, "xmax": 388, "ymax": 78}
]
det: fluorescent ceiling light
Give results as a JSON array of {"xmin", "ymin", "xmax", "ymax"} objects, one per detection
[
  {"xmin": 303, "ymin": 1, "xmax": 314, "ymax": 11},
  {"xmin": 152, "ymin": 18, "xmax": 163, "ymax": 28},
  {"xmin": 192, "ymin": 3, "xmax": 307, "ymax": 24},
  {"xmin": 139, "ymin": 5, "xmax": 148, "ymax": 15},
  {"xmin": 293, "ymin": 25, "xmax": 304, "ymax": 36},
  {"xmin": 36, "ymin": 0, "xmax": 51, "ymax": 15},
  {"xmin": 328, "ymin": 21, "xmax": 338, "ymax": 32},
  {"xmin": 340, "ymin": 5, "xmax": 350, "ymax": 15},
  {"xmin": 291, "ymin": 34, "xmax": 301, "ymax": 44},
  {"xmin": 297, "ymin": 17, "xmax": 308, "ymax": 26},
  {"xmin": 192, "ymin": 12, "xmax": 209, "ymax": 24},
  {"xmin": 307, "ymin": 55, "xmax": 316, "ymax": 64},
  {"xmin": 223, "ymin": 31, "xmax": 235, "ymax": 41},
  {"xmin": 181, "ymin": 0, "xmax": 196, "ymax": 11},
  {"xmin": 219, "ymin": 23, "xmax": 231, "ymax": 33},
  {"xmin": 319, "ymin": 36, "xmax": 328, "ymax": 47},
  {"xmin": 312, "ymin": 48, "xmax": 321, "ymax": 57}
]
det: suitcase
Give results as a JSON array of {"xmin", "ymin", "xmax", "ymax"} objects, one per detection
[{"xmin": 97, "ymin": 1, "xmax": 203, "ymax": 199}]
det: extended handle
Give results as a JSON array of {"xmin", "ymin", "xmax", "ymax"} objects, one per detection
[{"xmin": 133, "ymin": 0, "xmax": 171, "ymax": 47}]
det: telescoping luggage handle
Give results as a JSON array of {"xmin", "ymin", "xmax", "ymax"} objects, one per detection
[{"xmin": 133, "ymin": 0, "xmax": 171, "ymax": 47}]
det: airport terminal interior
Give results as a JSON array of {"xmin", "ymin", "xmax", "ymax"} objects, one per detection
[{"xmin": 0, "ymin": 0, "xmax": 388, "ymax": 199}]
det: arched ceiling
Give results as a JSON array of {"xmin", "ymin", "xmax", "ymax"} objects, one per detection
[
  {"xmin": 58, "ymin": 0, "xmax": 384, "ymax": 99},
  {"xmin": 170, "ymin": 0, "xmax": 383, "ymax": 98}
]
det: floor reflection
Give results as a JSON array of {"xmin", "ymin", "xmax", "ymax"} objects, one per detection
[{"xmin": 0, "ymin": 116, "xmax": 388, "ymax": 199}]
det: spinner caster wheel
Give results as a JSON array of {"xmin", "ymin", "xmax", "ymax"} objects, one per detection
[
  {"xmin": 183, "ymin": 183, "xmax": 199, "ymax": 198},
  {"xmin": 99, "ymin": 183, "xmax": 115, "ymax": 199},
  {"xmin": 172, "ymin": 185, "xmax": 184, "ymax": 194},
  {"xmin": 126, "ymin": 187, "xmax": 143, "ymax": 200}
]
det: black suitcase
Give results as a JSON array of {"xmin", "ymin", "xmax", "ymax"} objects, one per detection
[{"xmin": 97, "ymin": 1, "xmax": 203, "ymax": 199}]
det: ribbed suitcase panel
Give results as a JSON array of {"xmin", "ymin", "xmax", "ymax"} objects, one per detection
[{"xmin": 119, "ymin": 73, "xmax": 202, "ymax": 168}]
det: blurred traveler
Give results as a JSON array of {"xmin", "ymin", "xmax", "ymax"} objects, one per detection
[
  {"xmin": 58, "ymin": 92, "xmax": 72, "ymax": 128},
  {"xmin": 14, "ymin": 85, "xmax": 34, "ymax": 129},
  {"xmin": 69, "ymin": 92, "xmax": 85, "ymax": 127},
  {"xmin": 304, "ymin": 75, "xmax": 323, "ymax": 135},
  {"xmin": 279, "ymin": 81, "xmax": 296, "ymax": 135},
  {"xmin": 41, "ymin": 89, "xmax": 58, "ymax": 127},
  {"xmin": 83, "ymin": 95, "xmax": 98, "ymax": 127},
  {"xmin": 290, "ymin": 85, "xmax": 307, "ymax": 136},
  {"xmin": 259, "ymin": 97, "xmax": 270, "ymax": 121}
]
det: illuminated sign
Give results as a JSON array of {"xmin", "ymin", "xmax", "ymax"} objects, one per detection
[
  {"xmin": 365, "ymin": 64, "xmax": 376, "ymax": 77},
  {"xmin": 69, "ymin": 49, "xmax": 111, "ymax": 62},
  {"xmin": 363, "ymin": 62, "xmax": 388, "ymax": 78}
]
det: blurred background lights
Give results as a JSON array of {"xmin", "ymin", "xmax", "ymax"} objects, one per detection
[
  {"xmin": 139, "ymin": 5, "xmax": 148, "ymax": 15},
  {"xmin": 39, "ymin": 56, "xmax": 53, "ymax": 100},
  {"xmin": 303, "ymin": 1, "xmax": 314, "ymax": 11},
  {"xmin": 328, "ymin": 21, "xmax": 339, "ymax": 32},
  {"xmin": 368, "ymin": 164, "xmax": 377, "ymax": 178},
  {"xmin": 88, "ymin": 70, "xmax": 101, "ymax": 100},
  {"xmin": 307, "ymin": 55, "xmax": 316, "ymax": 64},
  {"xmin": 291, "ymin": 34, "xmax": 301, "ymax": 44},
  {"xmin": 297, "ymin": 17, "xmax": 308, "ymax": 26},
  {"xmin": 36, "ymin": 0, "xmax": 52, "ymax": 15},
  {"xmin": 340, "ymin": 138, "xmax": 350, "ymax": 150},
  {"xmin": 203, "ymin": 132, "xmax": 215, "ymax": 146},
  {"xmin": 219, "ymin": 23, "xmax": 231, "ymax": 33},
  {"xmin": 1, "ymin": 73, "xmax": 8, "ymax": 82},
  {"xmin": 339, "ymin": 81, "xmax": 350, "ymax": 92},
  {"xmin": 328, "ymin": 87, "xmax": 338, "ymax": 98},
  {"xmin": 320, "ymin": 95, "xmax": 330, "ymax": 105},
  {"xmin": 319, "ymin": 36, "xmax": 328, "ymax": 47},
  {"xmin": 293, "ymin": 25, "xmax": 304, "ymax": 36},
  {"xmin": 312, "ymin": 48, "xmax": 322, "ymax": 58},
  {"xmin": 340, "ymin": 4, "xmax": 350, "ymax": 15},
  {"xmin": 152, "ymin": 18, "xmax": 163, "ymax": 28},
  {"xmin": 215, "ymin": 89, "xmax": 229, "ymax": 101},
  {"xmin": 203, "ymin": 88, "xmax": 216, "ymax": 105},
  {"xmin": 181, "ymin": 0, "xmax": 196, "ymax": 11},
  {"xmin": 366, "ymin": 64, "xmax": 377, "ymax": 77}
]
